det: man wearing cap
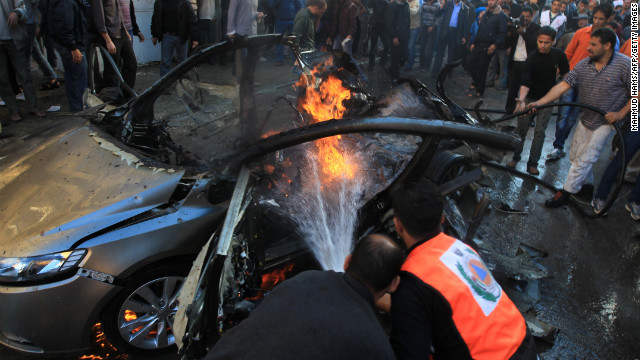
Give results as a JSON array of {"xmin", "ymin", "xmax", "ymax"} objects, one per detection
[{"xmin": 556, "ymin": 12, "xmax": 588, "ymax": 50}]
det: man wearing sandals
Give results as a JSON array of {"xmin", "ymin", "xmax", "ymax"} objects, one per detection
[
  {"xmin": 506, "ymin": 26, "xmax": 569, "ymax": 175},
  {"xmin": 0, "ymin": 0, "xmax": 46, "ymax": 121},
  {"xmin": 526, "ymin": 27, "xmax": 631, "ymax": 208}
]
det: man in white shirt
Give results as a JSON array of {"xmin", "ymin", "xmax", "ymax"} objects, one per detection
[{"xmin": 539, "ymin": 0, "xmax": 566, "ymax": 41}]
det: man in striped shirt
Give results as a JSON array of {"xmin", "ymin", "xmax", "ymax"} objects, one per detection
[{"xmin": 526, "ymin": 27, "xmax": 631, "ymax": 207}]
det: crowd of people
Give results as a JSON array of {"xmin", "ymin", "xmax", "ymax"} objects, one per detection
[{"xmin": 0, "ymin": 0, "xmax": 636, "ymax": 216}]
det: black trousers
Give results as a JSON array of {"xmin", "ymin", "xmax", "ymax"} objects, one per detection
[
  {"xmin": 368, "ymin": 23, "xmax": 390, "ymax": 69},
  {"xmin": 505, "ymin": 60, "xmax": 525, "ymax": 113},
  {"xmin": 431, "ymin": 27, "xmax": 462, "ymax": 78},
  {"xmin": 101, "ymin": 34, "xmax": 137, "ymax": 90},
  {"xmin": 469, "ymin": 43, "xmax": 494, "ymax": 95}
]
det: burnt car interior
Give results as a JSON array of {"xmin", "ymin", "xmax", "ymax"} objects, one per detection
[{"xmin": 81, "ymin": 35, "xmax": 524, "ymax": 358}]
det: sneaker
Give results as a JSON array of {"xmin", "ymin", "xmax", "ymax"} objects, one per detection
[
  {"xmin": 0, "ymin": 100, "xmax": 5, "ymax": 106},
  {"xmin": 547, "ymin": 148, "xmax": 565, "ymax": 160},
  {"xmin": 625, "ymin": 202, "xmax": 640, "ymax": 220},
  {"xmin": 545, "ymin": 190, "xmax": 570, "ymax": 208},
  {"xmin": 592, "ymin": 198, "xmax": 606, "ymax": 214},
  {"xmin": 15, "ymin": 93, "xmax": 25, "ymax": 101}
]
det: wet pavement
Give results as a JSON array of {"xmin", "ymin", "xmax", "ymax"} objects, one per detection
[{"xmin": 1, "ymin": 49, "xmax": 639, "ymax": 360}]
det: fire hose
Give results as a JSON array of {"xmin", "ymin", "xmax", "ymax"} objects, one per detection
[{"xmin": 476, "ymin": 102, "xmax": 627, "ymax": 219}]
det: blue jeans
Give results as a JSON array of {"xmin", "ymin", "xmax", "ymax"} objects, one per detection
[
  {"xmin": 553, "ymin": 86, "xmax": 582, "ymax": 150},
  {"xmin": 596, "ymin": 130, "xmax": 640, "ymax": 203},
  {"xmin": 404, "ymin": 28, "xmax": 419, "ymax": 70},
  {"xmin": 54, "ymin": 43, "xmax": 88, "ymax": 112},
  {"xmin": 27, "ymin": 24, "xmax": 57, "ymax": 82},
  {"xmin": 485, "ymin": 49, "xmax": 507, "ymax": 89},
  {"xmin": 275, "ymin": 20, "xmax": 294, "ymax": 62},
  {"xmin": 160, "ymin": 34, "xmax": 188, "ymax": 77}
]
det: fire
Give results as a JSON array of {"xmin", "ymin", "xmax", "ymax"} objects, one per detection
[
  {"xmin": 246, "ymin": 262, "xmax": 295, "ymax": 301},
  {"xmin": 123, "ymin": 310, "xmax": 137, "ymax": 322},
  {"xmin": 296, "ymin": 60, "xmax": 357, "ymax": 182},
  {"xmin": 78, "ymin": 323, "xmax": 129, "ymax": 360}
]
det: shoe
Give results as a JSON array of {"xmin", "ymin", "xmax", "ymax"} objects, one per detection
[
  {"xmin": 0, "ymin": 132, "xmax": 13, "ymax": 139},
  {"xmin": 625, "ymin": 202, "xmax": 640, "ymax": 220},
  {"xmin": 31, "ymin": 110, "xmax": 46, "ymax": 117},
  {"xmin": 592, "ymin": 198, "xmax": 606, "ymax": 215},
  {"xmin": 9, "ymin": 112, "xmax": 22, "ymax": 121},
  {"xmin": 259, "ymin": 56, "xmax": 267, "ymax": 62},
  {"xmin": 506, "ymin": 160, "xmax": 517, "ymax": 168},
  {"xmin": 576, "ymin": 184, "xmax": 594, "ymax": 200},
  {"xmin": 526, "ymin": 165, "xmax": 539, "ymax": 175},
  {"xmin": 545, "ymin": 190, "xmax": 571, "ymax": 208},
  {"xmin": 547, "ymin": 148, "xmax": 565, "ymax": 160},
  {"xmin": 40, "ymin": 79, "xmax": 61, "ymax": 91},
  {"xmin": 16, "ymin": 93, "xmax": 25, "ymax": 101},
  {"xmin": 0, "ymin": 100, "xmax": 5, "ymax": 106}
]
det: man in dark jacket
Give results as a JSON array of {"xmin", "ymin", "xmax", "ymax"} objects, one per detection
[
  {"xmin": 505, "ymin": 6, "xmax": 539, "ymax": 112},
  {"xmin": 431, "ymin": 0, "xmax": 470, "ymax": 78},
  {"xmin": 327, "ymin": 0, "xmax": 358, "ymax": 55},
  {"xmin": 293, "ymin": 0, "xmax": 327, "ymax": 50},
  {"xmin": 40, "ymin": 0, "xmax": 88, "ymax": 112},
  {"xmin": 468, "ymin": 0, "xmax": 507, "ymax": 97},
  {"xmin": 367, "ymin": 0, "xmax": 389, "ymax": 70},
  {"xmin": 92, "ymin": 0, "xmax": 137, "ymax": 89},
  {"xmin": 151, "ymin": 0, "xmax": 198, "ymax": 77},
  {"xmin": 386, "ymin": 0, "xmax": 409, "ymax": 81},
  {"xmin": 205, "ymin": 234, "xmax": 403, "ymax": 360}
]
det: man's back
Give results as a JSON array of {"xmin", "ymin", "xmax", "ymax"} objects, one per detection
[
  {"xmin": 207, "ymin": 270, "xmax": 395, "ymax": 360},
  {"xmin": 391, "ymin": 233, "xmax": 534, "ymax": 360}
]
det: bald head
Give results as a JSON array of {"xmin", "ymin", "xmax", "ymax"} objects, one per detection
[{"xmin": 346, "ymin": 234, "xmax": 404, "ymax": 292}]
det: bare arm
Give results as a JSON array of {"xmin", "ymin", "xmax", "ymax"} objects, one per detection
[
  {"xmin": 604, "ymin": 99, "xmax": 632, "ymax": 124},
  {"xmin": 528, "ymin": 81, "xmax": 571, "ymax": 108},
  {"xmin": 514, "ymin": 86, "xmax": 530, "ymax": 113}
]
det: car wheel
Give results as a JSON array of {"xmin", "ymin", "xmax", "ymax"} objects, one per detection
[
  {"xmin": 425, "ymin": 150, "xmax": 471, "ymax": 200},
  {"xmin": 102, "ymin": 264, "xmax": 189, "ymax": 354}
]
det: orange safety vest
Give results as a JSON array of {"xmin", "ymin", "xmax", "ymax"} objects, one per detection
[{"xmin": 402, "ymin": 233, "xmax": 527, "ymax": 360}]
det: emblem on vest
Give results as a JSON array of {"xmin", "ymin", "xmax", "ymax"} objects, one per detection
[{"xmin": 439, "ymin": 240, "xmax": 503, "ymax": 316}]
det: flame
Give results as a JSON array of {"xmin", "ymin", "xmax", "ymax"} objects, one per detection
[
  {"xmin": 78, "ymin": 323, "xmax": 129, "ymax": 360},
  {"xmin": 246, "ymin": 262, "xmax": 295, "ymax": 301},
  {"xmin": 123, "ymin": 310, "xmax": 137, "ymax": 322},
  {"xmin": 296, "ymin": 59, "xmax": 357, "ymax": 182}
]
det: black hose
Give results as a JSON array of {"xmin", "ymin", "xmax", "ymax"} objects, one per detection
[{"xmin": 485, "ymin": 101, "xmax": 626, "ymax": 219}]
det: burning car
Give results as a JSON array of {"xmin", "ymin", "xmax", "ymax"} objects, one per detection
[{"xmin": 0, "ymin": 35, "xmax": 519, "ymax": 357}]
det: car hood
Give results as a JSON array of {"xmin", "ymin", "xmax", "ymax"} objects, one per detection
[{"xmin": 0, "ymin": 118, "xmax": 185, "ymax": 257}]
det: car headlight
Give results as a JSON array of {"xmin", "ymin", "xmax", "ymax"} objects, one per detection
[{"xmin": 0, "ymin": 249, "xmax": 87, "ymax": 283}]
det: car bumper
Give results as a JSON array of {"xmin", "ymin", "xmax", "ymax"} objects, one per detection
[{"xmin": 0, "ymin": 273, "xmax": 117, "ymax": 354}]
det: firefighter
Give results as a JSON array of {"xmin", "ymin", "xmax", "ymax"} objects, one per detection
[{"xmin": 390, "ymin": 180, "xmax": 538, "ymax": 359}]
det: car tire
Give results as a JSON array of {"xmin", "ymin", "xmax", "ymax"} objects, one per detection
[
  {"xmin": 424, "ymin": 150, "xmax": 472, "ymax": 200},
  {"xmin": 102, "ymin": 263, "xmax": 190, "ymax": 355}
]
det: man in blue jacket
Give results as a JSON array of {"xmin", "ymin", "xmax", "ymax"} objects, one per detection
[
  {"xmin": 270, "ymin": 0, "xmax": 302, "ymax": 65},
  {"xmin": 40, "ymin": 0, "xmax": 88, "ymax": 112}
]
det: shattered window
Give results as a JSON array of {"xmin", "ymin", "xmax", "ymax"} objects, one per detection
[{"xmin": 152, "ymin": 46, "xmax": 303, "ymax": 165}]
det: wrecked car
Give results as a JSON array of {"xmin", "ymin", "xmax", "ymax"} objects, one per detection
[{"xmin": 0, "ymin": 35, "xmax": 519, "ymax": 357}]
